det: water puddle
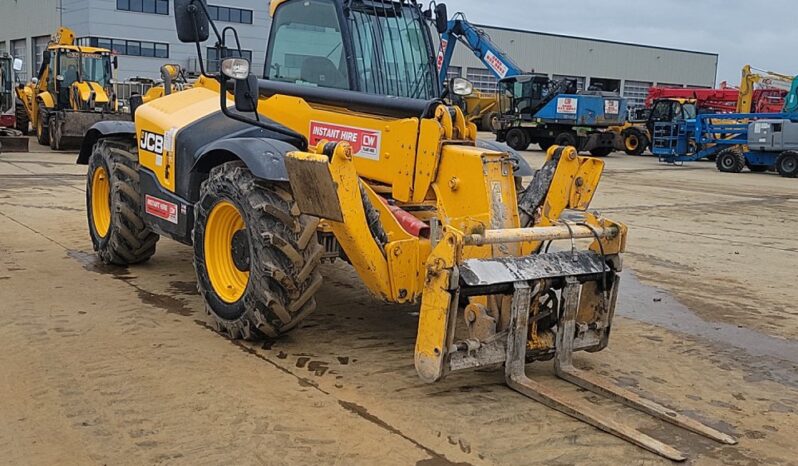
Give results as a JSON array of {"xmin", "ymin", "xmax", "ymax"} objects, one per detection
[
  {"xmin": 617, "ymin": 270, "xmax": 798, "ymax": 365},
  {"xmin": 618, "ymin": 270, "xmax": 798, "ymax": 388}
]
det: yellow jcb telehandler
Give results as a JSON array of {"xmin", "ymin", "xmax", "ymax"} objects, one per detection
[
  {"xmin": 77, "ymin": 0, "xmax": 736, "ymax": 460},
  {"xmin": 15, "ymin": 27, "xmax": 127, "ymax": 150}
]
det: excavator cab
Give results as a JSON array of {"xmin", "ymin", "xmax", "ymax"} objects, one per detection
[{"xmin": 497, "ymin": 74, "xmax": 561, "ymax": 119}]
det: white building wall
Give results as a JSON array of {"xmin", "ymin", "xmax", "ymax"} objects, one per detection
[{"xmin": 1, "ymin": 1, "xmax": 717, "ymax": 97}]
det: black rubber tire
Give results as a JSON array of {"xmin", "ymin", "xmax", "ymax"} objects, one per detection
[
  {"xmin": 86, "ymin": 138, "xmax": 159, "ymax": 265},
  {"xmin": 554, "ymin": 131, "xmax": 578, "ymax": 150},
  {"xmin": 538, "ymin": 138, "xmax": 554, "ymax": 152},
  {"xmin": 194, "ymin": 161, "xmax": 324, "ymax": 340},
  {"xmin": 776, "ymin": 151, "xmax": 798, "ymax": 178},
  {"xmin": 505, "ymin": 128, "xmax": 529, "ymax": 151},
  {"xmin": 622, "ymin": 127, "xmax": 647, "ymax": 156},
  {"xmin": 36, "ymin": 109, "xmax": 50, "ymax": 146},
  {"xmin": 589, "ymin": 147, "xmax": 613, "ymax": 157},
  {"xmin": 715, "ymin": 147, "xmax": 745, "ymax": 173},
  {"xmin": 49, "ymin": 117, "xmax": 60, "ymax": 150},
  {"xmin": 745, "ymin": 163, "xmax": 769, "ymax": 173},
  {"xmin": 14, "ymin": 99, "xmax": 29, "ymax": 135}
]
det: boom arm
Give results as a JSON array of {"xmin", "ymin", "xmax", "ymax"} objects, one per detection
[{"xmin": 436, "ymin": 13, "xmax": 526, "ymax": 88}]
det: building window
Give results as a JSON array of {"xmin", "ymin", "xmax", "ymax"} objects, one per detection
[
  {"xmin": 445, "ymin": 66, "xmax": 461, "ymax": 81},
  {"xmin": 656, "ymin": 82, "xmax": 683, "ymax": 88},
  {"xmin": 32, "ymin": 36, "xmax": 50, "ymax": 77},
  {"xmin": 623, "ymin": 80, "xmax": 653, "ymax": 108},
  {"xmin": 117, "ymin": 0, "xmax": 169, "ymax": 15},
  {"xmin": 12, "ymin": 39, "xmax": 27, "ymax": 81},
  {"xmin": 207, "ymin": 5, "xmax": 253, "ymax": 24},
  {"xmin": 207, "ymin": 47, "xmax": 253, "ymax": 73},
  {"xmin": 466, "ymin": 67, "xmax": 497, "ymax": 93},
  {"xmin": 77, "ymin": 37, "xmax": 169, "ymax": 58}
]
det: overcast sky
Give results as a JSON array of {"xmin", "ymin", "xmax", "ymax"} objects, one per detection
[{"xmin": 452, "ymin": 0, "xmax": 793, "ymax": 85}]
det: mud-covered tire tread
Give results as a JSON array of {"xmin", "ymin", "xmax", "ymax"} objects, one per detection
[
  {"xmin": 86, "ymin": 138, "xmax": 159, "ymax": 265},
  {"xmin": 194, "ymin": 161, "xmax": 323, "ymax": 340}
]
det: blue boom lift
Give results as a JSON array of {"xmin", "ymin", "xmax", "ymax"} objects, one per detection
[
  {"xmin": 651, "ymin": 76, "xmax": 798, "ymax": 177},
  {"xmin": 435, "ymin": 10, "xmax": 627, "ymax": 156}
]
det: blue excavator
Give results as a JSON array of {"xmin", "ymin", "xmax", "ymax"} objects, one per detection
[{"xmin": 434, "ymin": 8, "xmax": 626, "ymax": 156}]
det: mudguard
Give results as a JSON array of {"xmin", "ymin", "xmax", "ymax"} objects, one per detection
[
  {"xmin": 476, "ymin": 138, "xmax": 533, "ymax": 177},
  {"xmin": 193, "ymin": 137, "xmax": 299, "ymax": 182},
  {"xmin": 76, "ymin": 120, "xmax": 136, "ymax": 164}
]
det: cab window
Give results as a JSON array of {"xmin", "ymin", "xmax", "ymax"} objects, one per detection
[{"xmin": 265, "ymin": 0, "xmax": 349, "ymax": 90}]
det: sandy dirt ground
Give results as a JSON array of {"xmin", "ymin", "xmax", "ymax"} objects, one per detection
[{"xmin": 1, "ymin": 140, "xmax": 797, "ymax": 465}]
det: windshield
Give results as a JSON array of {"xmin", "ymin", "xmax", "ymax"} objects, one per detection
[
  {"xmin": 60, "ymin": 51, "xmax": 111, "ymax": 87},
  {"xmin": 265, "ymin": 0, "xmax": 437, "ymax": 99},
  {"xmin": 349, "ymin": 2, "xmax": 437, "ymax": 99}
]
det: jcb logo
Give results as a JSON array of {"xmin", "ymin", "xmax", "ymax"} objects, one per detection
[{"xmin": 139, "ymin": 130, "xmax": 164, "ymax": 155}]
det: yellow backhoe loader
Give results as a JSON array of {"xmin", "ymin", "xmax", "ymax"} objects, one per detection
[
  {"xmin": 15, "ymin": 27, "xmax": 127, "ymax": 150},
  {"xmin": 77, "ymin": 0, "xmax": 736, "ymax": 460}
]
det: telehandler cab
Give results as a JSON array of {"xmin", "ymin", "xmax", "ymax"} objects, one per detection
[{"xmin": 78, "ymin": 0, "xmax": 736, "ymax": 459}]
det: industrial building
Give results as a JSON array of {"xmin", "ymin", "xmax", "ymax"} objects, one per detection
[{"xmin": 0, "ymin": 1, "xmax": 717, "ymax": 106}]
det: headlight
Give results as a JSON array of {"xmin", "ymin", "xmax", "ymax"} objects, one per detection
[
  {"xmin": 451, "ymin": 77, "xmax": 474, "ymax": 96},
  {"xmin": 221, "ymin": 58, "xmax": 250, "ymax": 80}
]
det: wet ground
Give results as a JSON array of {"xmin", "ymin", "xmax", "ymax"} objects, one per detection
[{"xmin": 1, "ymin": 140, "xmax": 797, "ymax": 465}]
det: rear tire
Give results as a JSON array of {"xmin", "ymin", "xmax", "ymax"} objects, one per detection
[
  {"xmin": 194, "ymin": 161, "xmax": 324, "ymax": 340},
  {"xmin": 554, "ymin": 131, "xmax": 578, "ymax": 150},
  {"xmin": 715, "ymin": 147, "xmax": 745, "ymax": 173},
  {"xmin": 505, "ymin": 128, "xmax": 529, "ymax": 151},
  {"xmin": 538, "ymin": 138, "xmax": 554, "ymax": 152},
  {"xmin": 36, "ymin": 109, "xmax": 50, "ymax": 146},
  {"xmin": 86, "ymin": 138, "xmax": 159, "ymax": 265},
  {"xmin": 776, "ymin": 151, "xmax": 798, "ymax": 178},
  {"xmin": 622, "ymin": 127, "xmax": 647, "ymax": 156},
  {"xmin": 589, "ymin": 147, "xmax": 613, "ymax": 157},
  {"xmin": 14, "ymin": 99, "xmax": 29, "ymax": 135}
]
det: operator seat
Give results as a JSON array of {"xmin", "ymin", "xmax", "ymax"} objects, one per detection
[{"xmin": 300, "ymin": 57, "xmax": 346, "ymax": 90}]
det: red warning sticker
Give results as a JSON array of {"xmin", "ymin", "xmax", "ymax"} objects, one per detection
[
  {"xmin": 145, "ymin": 195, "xmax": 178, "ymax": 224},
  {"xmin": 309, "ymin": 121, "xmax": 381, "ymax": 160}
]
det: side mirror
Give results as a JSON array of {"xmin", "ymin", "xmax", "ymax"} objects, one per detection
[
  {"xmin": 450, "ymin": 77, "xmax": 474, "ymax": 96},
  {"xmin": 12, "ymin": 58, "xmax": 23, "ymax": 72},
  {"xmin": 222, "ymin": 58, "xmax": 257, "ymax": 113},
  {"xmin": 113, "ymin": 56, "xmax": 118, "ymax": 70},
  {"xmin": 435, "ymin": 3, "xmax": 448, "ymax": 34},
  {"xmin": 174, "ymin": 0, "xmax": 209, "ymax": 43}
]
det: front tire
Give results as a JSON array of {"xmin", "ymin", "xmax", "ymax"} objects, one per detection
[
  {"xmin": 715, "ymin": 147, "xmax": 745, "ymax": 173},
  {"xmin": 36, "ymin": 109, "xmax": 50, "ymax": 146},
  {"xmin": 49, "ymin": 117, "xmax": 61, "ymax": 150},
  {"xmin": 86, "ymin": 138, "xmax": 159, "ymax": 265},
  {"xmin": 622, "ymin": 127, "xmax": 647, "ymax": 156},
  {"xmin": 194, "ymin": 161, "xmax": 324, "ymax": 340}
]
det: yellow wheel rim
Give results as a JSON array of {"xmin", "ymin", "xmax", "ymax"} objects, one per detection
[
  {"xmin": 204, "ymin": 200, "xmax": 249, "ymax": 303},
  {"xmin": 91, "ymin": 166, "xmax": 111, "ymax": 238},
  {"xmin": 625, "ymin": 134, "xmax": 639, "ymax": 151}
]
